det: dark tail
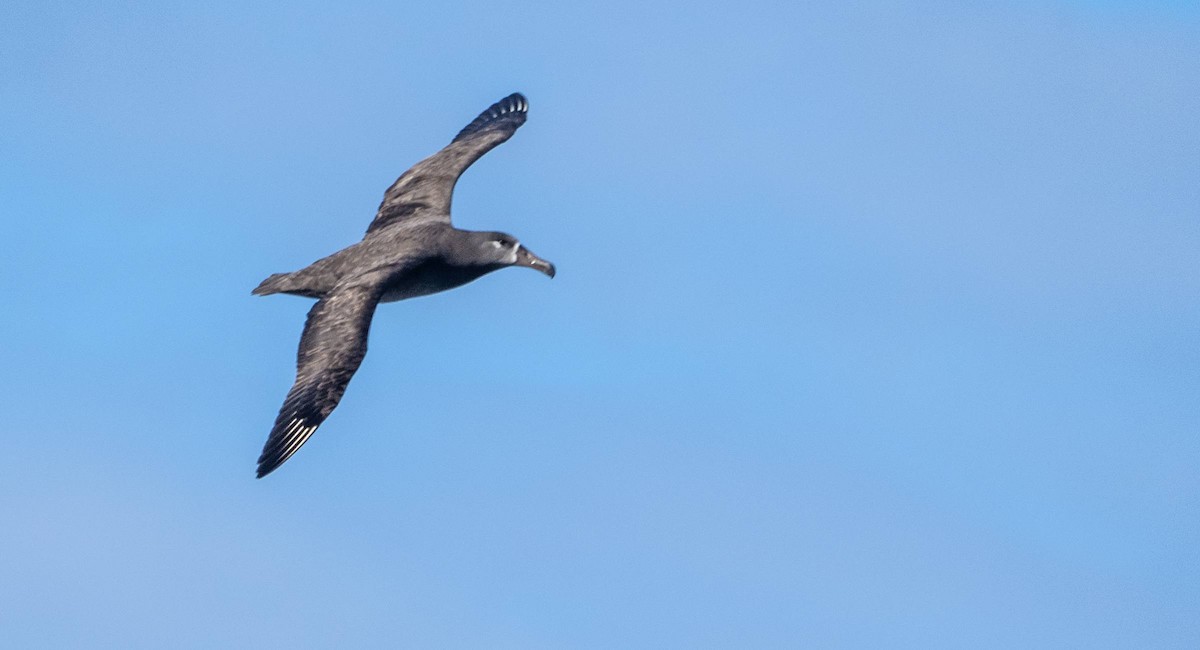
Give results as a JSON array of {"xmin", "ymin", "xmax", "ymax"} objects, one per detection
[{"xmin": 252, "ymin": 273, "xmax": 292, "ymax": 296}]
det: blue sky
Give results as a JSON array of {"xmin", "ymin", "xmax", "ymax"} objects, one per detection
[{"xmin": 1, "ymin": 1, "xmax": 1197, "ymax": 647}]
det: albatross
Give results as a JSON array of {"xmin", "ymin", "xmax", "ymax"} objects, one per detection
[{"xmin": 251, "ymin": 92, "xmax": 554, "ymax": 478}]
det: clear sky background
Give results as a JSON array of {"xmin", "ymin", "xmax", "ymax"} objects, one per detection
[{"xmin": 1, "ymin": 1, "xmax": 1197, "ymax": 647}]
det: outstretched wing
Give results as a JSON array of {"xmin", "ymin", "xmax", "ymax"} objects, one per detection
[
  {"xmin": 366, "ymin": 92, "xmax": 528, "ymax": 235},
  {"xmin": 256, "ymin": 279, "xmax": 386, "ymax": 478}
]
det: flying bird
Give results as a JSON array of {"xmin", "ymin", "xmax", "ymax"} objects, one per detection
[{"xmin": 252, "ymin": 92, "xmax": 554, "ymax": 478}]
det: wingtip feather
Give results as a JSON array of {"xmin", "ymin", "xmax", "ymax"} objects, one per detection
[
  {"xmin": 452, "ymin": 92, "xmax": 528, "ymax": 142},
  {"xmin": 255, "ymin": 417, "xmax": 320, "ymax": 479}
]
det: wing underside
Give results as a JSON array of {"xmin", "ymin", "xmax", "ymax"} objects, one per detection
[
  {"xmin": 366, "ymin": 93, "xmax": 528, "ymax": 234},
  {"xmin": 256, "ymin": 281, "xmax": 384, "ymax": 478}
]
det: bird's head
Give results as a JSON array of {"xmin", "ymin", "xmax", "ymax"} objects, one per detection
[{"xmin": 473, "ymin": 231, "xmax": 556, "ymax": 278}]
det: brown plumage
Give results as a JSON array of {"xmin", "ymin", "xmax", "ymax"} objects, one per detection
[{"xmin": 253, "ymin": 93, "xmax": 555, "ymax": 478}]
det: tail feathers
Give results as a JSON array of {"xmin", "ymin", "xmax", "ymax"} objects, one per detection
[{"xmin": 252, "ymin": 273, "xmax": 292, "ymax": 296}]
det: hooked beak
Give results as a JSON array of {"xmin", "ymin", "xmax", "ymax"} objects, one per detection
[{"xmin": 514, "ymin": 245, "xmax": 556, "ymax": 278}]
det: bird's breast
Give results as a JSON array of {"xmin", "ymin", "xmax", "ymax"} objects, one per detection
[{"xmin": 378, "ymin": 260, "xmax": 490, "ymax": 303}]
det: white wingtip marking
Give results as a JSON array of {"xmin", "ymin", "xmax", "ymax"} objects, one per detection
[
  {"xmin": 279, "ymin": 424, "xmax": 317, "ymax": 464},
  {"xmin": 283, "ymin": 418, "xmax": 303, "ymax": 438}
]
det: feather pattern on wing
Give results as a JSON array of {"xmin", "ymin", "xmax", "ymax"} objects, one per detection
[
  {"xmin": 256, "ymin": 281, "xmax": 385, "ymax": 478},
  {"xmin": 366, "ymin": 93, "xmax": 528, "ymax": 234}
]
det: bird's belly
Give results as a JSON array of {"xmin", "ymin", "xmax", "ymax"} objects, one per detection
[
  {"xmin": 378, "ymin": 263, "xmax": 483, "ymax": 303},
  {"xmin": 379, "ymin": 279, "xmax": 457, "ymax": 303}
]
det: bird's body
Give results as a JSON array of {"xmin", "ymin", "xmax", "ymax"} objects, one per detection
[
  {"xmin": 252, "ymin": 93, "xmax": 554, "ymax": 478},
  {"xmin": 255, "ymin": 221, "xmax": 491, "ymax": 301}
]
